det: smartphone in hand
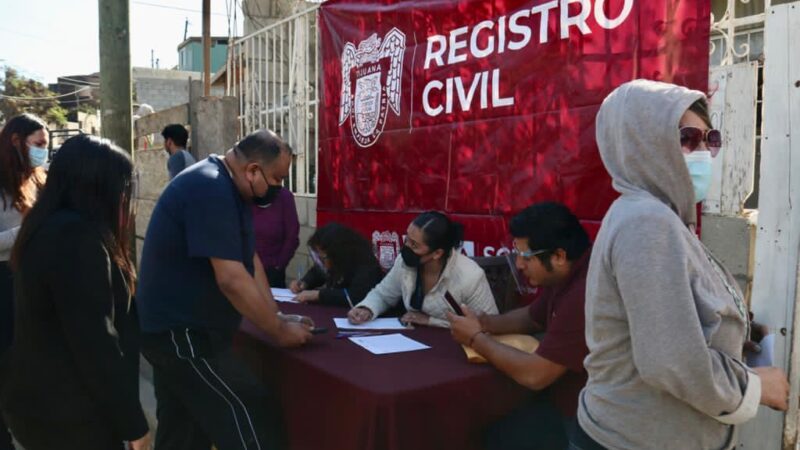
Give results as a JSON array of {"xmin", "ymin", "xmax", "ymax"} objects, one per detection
[{"xmin": 444, "ymin": 291, "xmax": 464, "ymax": 316}]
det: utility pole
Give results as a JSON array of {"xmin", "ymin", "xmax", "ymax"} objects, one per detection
[
  {"xmin": 203, "ymin": 0, "xmax": 211, "ymax": 96},
  {"xmin": 184, "ymin": 17, "xmax": 190, "ymax": 41},
  {"xmin": 98, "ymin": 0, "xmax": 132, "ymax": 153},
  {"xmin": 98, "ymin": 0, "xmax": 135, "ymax": 256}
]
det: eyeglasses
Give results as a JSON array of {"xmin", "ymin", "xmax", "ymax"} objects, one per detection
[
  {"xmin": 511, "ymin": 247, "xmax": 550, "ymax": 261},
  {"xmin": 680, "ymin": 126, "xmax": 722, "ymax": 157},
  {"xmin": 310, "ymin": 249, "xmax": 327, "ymax": 268}
]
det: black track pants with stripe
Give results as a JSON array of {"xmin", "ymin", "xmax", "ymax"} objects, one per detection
[{"xmin": 142, "ymin": 329, "xmax": 285, "ymax": 450}]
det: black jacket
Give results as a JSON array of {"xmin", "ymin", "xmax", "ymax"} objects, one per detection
[
  {"xmin": 301, "ymin": 261, "xmax": 384, "ymax": 307},
  {"xmin": 0, "ymin": 210, "xmax": 147, "ymax": 440}
]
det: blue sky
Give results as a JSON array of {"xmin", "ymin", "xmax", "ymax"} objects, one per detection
[{"xmin": 0, "ymin": 0, "xmax": 243, "ymax": 84}]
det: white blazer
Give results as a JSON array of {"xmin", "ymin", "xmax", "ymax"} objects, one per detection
[{"xmin": 357, "ymin": 251, "xmax": 498, "ymax": 328}]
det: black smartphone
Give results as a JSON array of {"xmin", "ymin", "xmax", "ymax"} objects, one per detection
[
  {"xmin": 311, "ymin": 327, "xmax": 329, "ymax": 335},
  {"xmin": 444, "ymin": 291, "xmax": 464, "ymax": 316}
]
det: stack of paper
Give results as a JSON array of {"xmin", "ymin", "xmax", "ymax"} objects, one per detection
[
  {"xmin": 271, "ymin": 288, "xmax": 298, "ymax": 303},
  {"xmin": 746, "ymin": 334, "xmax": 775, "ymax": 367},
  {"xmin": 349, "ymin": 333, "xmax": 430, "ymax": 355},
  {"xmin": 333, "ymin": 317, "xmax": 409, "ymax": 330}
]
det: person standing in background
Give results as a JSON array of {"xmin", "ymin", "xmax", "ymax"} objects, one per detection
[
  {"xmin": 252, "ymin": 186, "xmax": 300, "ymax": 288},
  {"xmin": 161, "ymin": 124, "xmax": 196, "ymax": 179},
  {"xmin": 0, "ymin": 113, "xmax": 48, "ymax": 450}
]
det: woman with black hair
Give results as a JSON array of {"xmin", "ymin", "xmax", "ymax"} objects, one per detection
[
  {"xmin": 347, "ymin": 211, "xmax": 498, "ymax": 328},
  {"xmin": 289, "ymin": 222, "xmax": 384, "ymax": 306},
  {"xmin": 0, "ymin": 113, "xmax": 48, "ymax": 450},
  {"xmin": 0, "ymin": 135, "xmax": 151, "ymax": 450}
]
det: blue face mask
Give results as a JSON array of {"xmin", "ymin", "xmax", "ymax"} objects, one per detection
[
  {"xmin": 28, "ymin": 146, "xmax": 49, "ymax": 167},
  {"xmin": 684, "ymin": 151, "xmax": 713, "ymax": 202}
]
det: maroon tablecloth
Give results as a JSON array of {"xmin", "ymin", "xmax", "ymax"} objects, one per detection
[{"xmin": 235, "ymin": 303, "xmax": 530, "ymax": 450}]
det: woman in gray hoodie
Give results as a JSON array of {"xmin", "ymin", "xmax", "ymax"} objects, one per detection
[{"xmin": 574, "ymin": 80, "xmax": 789, "ymax": 450}]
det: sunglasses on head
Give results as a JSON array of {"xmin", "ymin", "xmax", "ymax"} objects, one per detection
[{"xmin": 680, "ymin": 127, "xmax": 722, "ymax": 157}]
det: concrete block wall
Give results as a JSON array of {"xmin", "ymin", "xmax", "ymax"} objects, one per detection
[
  {"xmin": 700, "ymin": 211, "xmax": 758, "ymax": 302},
  {"xmin": 134, "ymin": 146, "xmax": 170, "ymax": 265},
  {"xmin": 285, "ymin": 196, "xmax": 317, "ymax": 282},
  {"xmin": 133, "ymin": 68, "xmax": 201, "ymax": 113},
  {"xmin": 192, "ymin": 96, "xmax": 239, "ymax": 159}
]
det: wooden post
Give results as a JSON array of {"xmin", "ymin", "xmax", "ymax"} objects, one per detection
[
  {"xmin": 98, "ymin": 0, "xmax": 133, "ymax": 154},
  {"xmin": 98, "ymin": 0, "xmax": 136, "ymax": 262},
  {"xmin": 203, "ymin": 0, "xmax": 211, "ymax": 96}
]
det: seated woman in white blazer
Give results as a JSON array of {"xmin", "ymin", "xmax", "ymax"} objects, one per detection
[{"xmin": 347, "ymin": 211, "xmax": 498, "ymax": 328}]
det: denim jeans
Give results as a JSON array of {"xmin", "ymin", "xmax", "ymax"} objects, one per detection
[
  {"xmin": 568, "ymin": 420, "xmax": 607, "ymax": 450},
  {"xmin": 486, "ymin": 395, "xmax": 573, "ymax": 450}
]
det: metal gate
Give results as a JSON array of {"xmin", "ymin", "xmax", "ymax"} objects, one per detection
[{"xmin": 227, "ymin": 6, "xmax": 320, "ymax": 196}]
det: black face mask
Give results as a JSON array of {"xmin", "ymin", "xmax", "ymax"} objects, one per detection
[
  {"xmin": 401, "ymin": 246, "xmax": 425, "ymax": 268},
  {"xmin": 250, "ymin": 168, "xmax": 282, "ymax": 208},
  {"xmin": 253, "ymin": 184, "xmax": 281, "ymax": 208}
]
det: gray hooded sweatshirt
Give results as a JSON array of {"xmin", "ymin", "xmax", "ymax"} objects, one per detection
[{"xmin": 578, "ymin": 80, "xmax": 760, "ymax": 450}]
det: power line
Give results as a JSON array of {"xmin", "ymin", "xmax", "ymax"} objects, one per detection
[
  {"xmin": 0, "ymin": 26, "xmax": 59, "ymax": 44},
  {"xmin": 57, "ymin": 76, "xmax": 100, "ymax": 87},
  {"xmin": 131, "ymin": 1, "xmax": 227, "ymax": 17},
  {"xmin": 0, "ymin": 86, "xmax": 91, "ymax": 101}
]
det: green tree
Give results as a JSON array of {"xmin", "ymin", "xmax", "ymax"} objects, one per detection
[{"xmin": 0, "ymin": 67, "xmax": 68, "ymax": 126}]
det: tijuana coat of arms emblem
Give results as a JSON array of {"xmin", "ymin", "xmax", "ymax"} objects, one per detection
[{"xmin": 339, "ymin": 28, "xmax": 406, "ymax": 148}]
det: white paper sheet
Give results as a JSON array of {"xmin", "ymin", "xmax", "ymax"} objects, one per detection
[
  {"xmin": 746, "ymin": 333, "xmax": 775, "ymax": 367},
  {"xmin": 271, "ymin": 288, "xmax": 298, "ymax": 303},
  {"xmin": 333, "ymin": 317, "xmax": 408, "ymax": 330},
  {"xmin": 349, "ymin": 333, "xmax": 430, "ymax": 355}
]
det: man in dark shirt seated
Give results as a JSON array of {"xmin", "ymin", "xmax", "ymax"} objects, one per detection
[{"xmin": 448, "ymin": 202, "xmax": 592, "ymax": 450}]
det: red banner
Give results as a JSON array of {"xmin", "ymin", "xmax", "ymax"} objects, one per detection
[{"xmin": 318, "ymin": 0, "xmax": 710, "ymax": 266}]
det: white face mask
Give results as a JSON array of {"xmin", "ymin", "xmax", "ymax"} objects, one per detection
[{"xmin": 684, "ymin": 150, "xmax": 714, "ymax": 202}]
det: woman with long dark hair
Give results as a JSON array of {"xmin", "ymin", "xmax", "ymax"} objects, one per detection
[
  {"xmin": 0, "ymin": 113, "xmax": 48, "ymax": 450},
  {"xmin": 0, "ymin": 135, "xmax": 151, "ymax": 450},
  {"xmin": 290, "ymin": 222, "xmax": 384, "ymax": 305},
  {"xmin": 347, "ymin": 211, "xmax": 498, "ymax": 327}
]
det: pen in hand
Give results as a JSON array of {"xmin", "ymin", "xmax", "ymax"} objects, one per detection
[
  {"xmin": 343, "ymin": 288, "xmax": 355, "ymax": 309},
  {"xmin": 336, "ymin": 331, "xmax": 381, "ymax": 339}
]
